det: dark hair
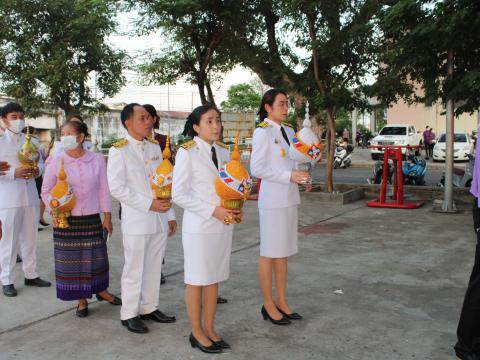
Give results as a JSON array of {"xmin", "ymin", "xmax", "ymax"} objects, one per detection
[
  {"xmin": 67, "ymin": 113, "xmax": 84, "ymax": 122},
  {"xmin": 120, "ymin": 103, "xmax": 141, "ymax": 129},
  {"xmin": 1, "ymin": 102, "xmax": 24, "ymax": 118},
  {"xmin": 257, "ymin": 89, "xmax": 287, "ymax": 121},
  {"xmin": 61, "ymin": 120, "xmax": 89, "ymax": 143},
  {"xmin": 142, "ymin": 104, "xmax": 159, "ymax": 128},
  {"xmin": 182, "ymin": 104, "xmax": 220, "ymax": 138}
]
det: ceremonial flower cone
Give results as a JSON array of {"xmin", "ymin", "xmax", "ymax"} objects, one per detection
[
  {"xmin": 18, "ymin": 126, "xmax": 39, "ymax": 171},
  {"xmin": 151, "ymin": 135, "xmax": 173, "ymax": 207},
  {"xmin": 215, "ymin": 131, "xmax": 252, "ymax": 211},
  {"xmin": 49, "ymin": 158, "xmax": 76, "ymax": 228}
]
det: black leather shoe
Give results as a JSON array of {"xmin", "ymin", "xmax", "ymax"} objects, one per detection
[
  {"xmin": 189, "ymin": 333, "xmax": 222, "ymax": 354},
  {"xmin": 210, "ymin": 338, "xmax": 231, "ymax": 349},
  {"xmin": 24, "ymin": 277, "xmax": 51, "ymax": 287},
  {"xmin": 96, "ymin": 293, "xmax": 122, "ymax": 305},
  {"xmin": 121, "ymin": 317, "xmax": 148, "ymax": 334},
  {"xmin": 261, "ymin": 306, "xmax": 291, "ymax": 325},
  {"xmin": 76, "ymin": 304, "xmax": 88, "ymax": 318},
  {"xmin": 140, "ymin": 309, "xmax": 176, "ymax": 323},
  {"xmin": 217, "ymin": 296, "xmax": 228, "ymax": 304},
  {"xmin": 277, "ymin": 307, "xmax": 303, "ymax": 320},
  {"xmin": 16, "ymin": 255, "xmax": 22, "ymax": 263},
  {"xmin": 3, "ymin": 284, "xmax": 17, "ymax": 297},
  {"xmin": 160, "ymin": 273, "xmax": 166, "ymax": 285}
]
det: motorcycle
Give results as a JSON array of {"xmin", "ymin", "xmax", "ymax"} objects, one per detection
[
  {"xmin": 438, "ymin": 153, "xmax": 474, "ymax": 188},
  {"xmin": 333, "ymin": 142, "xmax": 353, "ymax": 169},
  {"xmin": 367, "ymin": 152, "xmax": 427, "ymax": 185},
  {"xmin": 402, "ymin": 154, "xmax": 427, "ymax": 185}
]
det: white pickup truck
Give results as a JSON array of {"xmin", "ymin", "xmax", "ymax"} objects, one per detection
[{"xmin": 369, "ymin": 124, "xmax": 422, "ymax": 160}]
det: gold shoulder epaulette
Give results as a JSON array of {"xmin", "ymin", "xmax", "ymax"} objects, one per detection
[
  {"xmin": 282, "ymin": 122, "xmax": 294, "ymax": 128},
  {"xmin": 215, "ymin": 141, "xmax": 229, "ymax": 150},
  {"xmin": 181, "ymin": 140, "xmax": 196, "ymax": 150},
  {"xmin": 112, "ymin": 139, "xmax": 128, "ymax": 148},
  {"xmin": 146, "ymin": 137, "xmax": 159, "ymax": 145},
  {"xmin": 257, "ymin": 121, "xmax": 270, "ymax": 128}
]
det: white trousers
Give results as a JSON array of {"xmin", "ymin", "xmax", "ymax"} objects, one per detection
[
  {"xmin": 120, "ymin": 232, "xmax": 167, "ymax": 320},
  {"xmin": 0, "ymin": 206, "xmax": 39, "ymax": 285}
]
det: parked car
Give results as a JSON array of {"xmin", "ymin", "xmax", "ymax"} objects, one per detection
[
  {"xmin": 369, "ymin": 124, "xmax": 422, "ymax": 160},
  {"xmin": 432, "ymin": 132, "xmax": 473, "ymax": 161}
]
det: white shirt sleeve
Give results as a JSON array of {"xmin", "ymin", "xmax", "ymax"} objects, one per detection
[
  {"xmin": 107, "ymin": 147, "xmax": 152, "ymax": 213},
  {"xmin": 172, "ymin": 148, "xmax": 216, "ymax": 220},
  {"xmin": 250, "ymin": 129, "xmax": 291, "ymax": 184}
]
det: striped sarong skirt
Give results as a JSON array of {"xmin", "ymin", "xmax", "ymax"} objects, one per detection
[{"xmin": 53, "ymin": 214, "xmax": 109, "ymax": 301}]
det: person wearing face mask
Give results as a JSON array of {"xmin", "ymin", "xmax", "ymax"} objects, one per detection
[
  {"xmin": 47, "ymin": 113, "xmax": 94, "ymax": 159},
  {"xmin": 41, "ymin": 120, "xmax": 119, "ymax": 317},
  {"xmin": 0, "ymin": 102, "xmax": 51, "ymax": 297},
  {"xmin": 107, "ymin": 103, "xmax": 177, "ymax": 334}
]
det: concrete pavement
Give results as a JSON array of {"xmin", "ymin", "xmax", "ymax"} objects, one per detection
[{"xmin": 0, "ymin": 195, "xmax": 475, "ymax": 359}]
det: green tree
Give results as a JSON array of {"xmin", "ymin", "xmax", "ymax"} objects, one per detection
[
  {"xmin": 0, "ymin": 0, "xmax": 126, "ymax": 116},
  {"xmin": 372, "ymin": 0, "xmax": 480, "ymax": 210},
  {"xmin": 227, "ymin": 0, "xmax": 384, "ymax": 192},
  {"xmin": 373, "ymin": 0, "xmax": 480, "ymax": 115},
  {"xmin": 221, "ymin": 83, "xmax": 262, "ymax": 111},
  {"xmin": 130, "ymin": 0, "xmax": 240, "ymax": 108}
]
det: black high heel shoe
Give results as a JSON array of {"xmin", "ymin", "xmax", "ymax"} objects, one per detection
[
  {"xmin": 277, "ymin": 306, "xmax": 303, "ymax": 320},
  {"xmin": 189, "ymin": 333, "xmax": 222, "ymax": 354},
  {"xmin": 209, "ymin": 338, "xmax": 231, "ymax": 349},
  {"xmin": 261, "ymin": 306, "xmax": 291, "ymax": 325},
  {"xmin": 96, "ymin": 293, "xmax": 122, "ymax": 306}
]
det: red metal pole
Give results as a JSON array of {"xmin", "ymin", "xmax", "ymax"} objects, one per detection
[
  {"xmin": 397, "ymin": 148, "xmax": 404, "ymax": 204},
  {"xmin": 380, "ymin": 148, "xmax": 389, "ymax": 203}
]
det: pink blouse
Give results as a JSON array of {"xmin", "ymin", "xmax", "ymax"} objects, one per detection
[{"xmin": 41, "ymin": 150, "xmax": 112, "ymax": 216}]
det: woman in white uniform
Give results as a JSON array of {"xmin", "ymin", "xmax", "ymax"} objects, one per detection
[
  {"xmin": 250, "ymin": 89, "xmax": 310, "ymax": 325},
  {"xmin": 172, "ymin": 105, "xmax": 242, "ymax": 354}
]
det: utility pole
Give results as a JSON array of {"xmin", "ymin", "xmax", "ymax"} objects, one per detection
[
  {"xmin": 351, "ymin": 109, "xmax": 358, "ymax": 148},
  {"xmin": 442, "ymin": 51, "xmax": 456, "ymax": 212}
]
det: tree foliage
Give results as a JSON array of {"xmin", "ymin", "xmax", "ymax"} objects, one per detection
[
  {"xmin": 130, "ymin": 0, "xmax": 240, "ymax": 107},
  {"xmin": 225, "ymin": 0, "xmax": 384, "ymax": 192},
  {"xmin": 373, "ymin": 0, "xmax": 480, "ymax": 116},
  {"xmin": 0, "ymin": 0, "xmax": 126, "ymax": 116},
  {"xmin": 220, "ymin": 83, "xmax": 262, "ymax": 111}
]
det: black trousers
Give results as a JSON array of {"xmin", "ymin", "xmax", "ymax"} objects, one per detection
[{"xmin": 455, "ymin": 199, "xmax": 480, "ymax": 359}]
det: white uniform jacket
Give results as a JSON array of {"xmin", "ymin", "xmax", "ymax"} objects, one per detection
[
  {"xmin": 250, "ymin": 118, "xmax": 300, "ymax": 209},
  {"xmin": 0, "ymin": 130, "xmax": 43, "ymax": 209},
  {"xmin": 107, "ymin": 133, "xmax": 175, "ymax": 235},
  {"xmin": 172, "ymin": 136, "xmax": 231, "ymax": 234}
]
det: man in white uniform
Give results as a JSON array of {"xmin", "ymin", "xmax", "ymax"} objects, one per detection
[
  {"xmin": 0, "ymin": 102, "xmax": 51, "ymax": 297},
  {"xmin": 107, "ymin": 103, "xmax": 177, "ymax": 334}
]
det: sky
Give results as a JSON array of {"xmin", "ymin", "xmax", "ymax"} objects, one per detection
[{"xmin": 99, "ymin": 11, "xmax": 256, "ymax": 112}]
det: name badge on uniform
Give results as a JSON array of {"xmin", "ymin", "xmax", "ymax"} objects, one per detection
[
  {"xmin": 151, "ymin": 156, "xmax": 160, "ymax": 161},
  {"xmin": 280, "ymin": 148, "xmax": 286, "ymax": 157}
]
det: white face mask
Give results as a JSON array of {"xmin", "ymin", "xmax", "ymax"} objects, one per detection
[
  {"xmin": 60, "ymin": 135, "xmax": 79, "ymax": 151},
  {"xmin": 6, "ymin": 119, "xmax": 25, "ymax": 134}
]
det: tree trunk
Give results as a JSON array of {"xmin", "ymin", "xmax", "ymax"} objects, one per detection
[
  {"xmin": 325, "ymin": 107, "xmax": 336, "ymax": 193},
  {"xmin": 196, "ymin": 76, "xmax": 208, "ymax": 105},
  {"xmin": 205, "ymin": 78, "xmax": 217, "ymax": 108}
]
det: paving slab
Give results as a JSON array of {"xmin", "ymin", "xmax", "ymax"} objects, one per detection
[{"xmin": 0, "ymin": 196, "xmax": 475, "ymax": 360}]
